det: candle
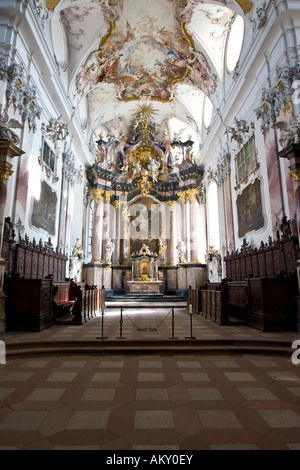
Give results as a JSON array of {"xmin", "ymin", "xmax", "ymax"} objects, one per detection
[{"xmin": 189, "ymin": 304, "xmax": 193, "ymax": 314}]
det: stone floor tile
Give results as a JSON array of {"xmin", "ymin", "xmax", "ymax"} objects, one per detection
[
  {"xmin": 238, "ymin": 387, "xmax": 278, "ymax": 400},
  {"xmin": 66, "ymin": 410, "xmax": 110, "ymax": 429},
  {"xmin": 134, "ymin": 410, "xmax": 175, "ymax": 429},
  {"xmin": 188, "ymin": 388, "xmax": 224, "ymax": 401},
  {"xmin": 257, "ymin": 410, "xmax": 300, "ymax": 428},
  {"xmin": 224, "ymin": 372, "xmax": 256, "ymax": 382},
  {"xmin": 26, "ymin": 388, "xmax": 65, "ymax": 401},
  {"xmin": 0, "ymin": 411, "xmax": 48, "ymax": 430},
  {"xmin": 197, "ymin": 410, "xmax": 243, "ymax": 429}
]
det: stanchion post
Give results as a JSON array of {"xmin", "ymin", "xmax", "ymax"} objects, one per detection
[
  {"xmin": 169, "ymin": 307, "xmax": 178, "ymax": 339},
  {"xmin": 117, "ymin": 306, "xmax": 126, "ymax": 339},
  {"xmin": 185, "ymin": 304, "xmax": 196, "ymax": 340},
  {"xmin": 96, "ymin": 304, "xmax": 108, "ymax": 340}
]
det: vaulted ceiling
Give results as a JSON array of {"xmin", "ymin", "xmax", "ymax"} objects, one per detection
[{"xmin": 47, "ymin": 0, "xmax": 248, "ymax": 162}]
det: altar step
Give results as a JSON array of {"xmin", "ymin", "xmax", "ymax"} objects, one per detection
[{"xmin": 105, "ymin": 294, "xmax": 187, "ymax": 308}]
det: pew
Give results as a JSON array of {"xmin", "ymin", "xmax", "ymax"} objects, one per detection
[
  {"xmin": 227, "ymin": 281, "xmax": 248, "ymax": 324},
  {"xmin": 52, "ymin": 281, "xmax": 76, "ymax": 320},
  {"xmin": 53, "ymin": 280, "xmax": 105, "ymax": 325}
]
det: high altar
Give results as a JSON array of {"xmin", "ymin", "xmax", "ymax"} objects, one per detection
[
  {"xmin": 128, "ymin": 244, "xmax": 162, "ymax": 294},
  {"xmin": 83, "ymin": 104, "xmax": 208, "ymax": 297}
]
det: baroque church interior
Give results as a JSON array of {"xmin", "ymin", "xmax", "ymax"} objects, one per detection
[{"xmin": 0, "ymin": 0, "xmax": 300, "ymax": 452}]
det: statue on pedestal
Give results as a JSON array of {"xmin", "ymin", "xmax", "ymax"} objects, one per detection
[
  {"xmin": 177, "ymin": 240, "xmax": 187, "ymax": 264},
  {"xmin": 69, "ymin": 238, "xmax": 85, "ymax": 282},
  {"xmin": 101, "ymin": 238, "xmax": 115, "ymax": 264}
]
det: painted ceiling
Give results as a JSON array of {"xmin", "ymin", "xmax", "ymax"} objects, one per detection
[{"xmin": 45, "ymin": 0, "xmax": 252, "ymax": 163}]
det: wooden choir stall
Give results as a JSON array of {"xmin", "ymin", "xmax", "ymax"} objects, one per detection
[
  {"xmin": 1, "ymin": 219, "xmax": 105, "ymax": 331},
  {"xmin": 188, "ymin": 216, "xmax": 299, "ymax": 332}
]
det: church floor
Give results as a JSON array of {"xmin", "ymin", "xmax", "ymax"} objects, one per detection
[{"xmin": 0, "ymin": 306, "xmax": 300, "ymax": 450}]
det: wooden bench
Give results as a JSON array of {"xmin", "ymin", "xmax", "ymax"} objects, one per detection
[
  {"xmin": 52, "ymin": 281, "xmax": 76, "ymax": 319},
  {"xmin": 227, "ymin": 281, "xmax": 248, "ymax": 323},
  {"xmin": 53, "ymin": 281, "xmax": 105, "ymax": 325}
]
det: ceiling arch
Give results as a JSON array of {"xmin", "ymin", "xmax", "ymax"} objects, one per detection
[{"xmin": 46, "ymin": 0, "xmax": 246, "ymax": 163}]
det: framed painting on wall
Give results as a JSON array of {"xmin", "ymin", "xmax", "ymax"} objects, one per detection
[
  {"xmin": 31, "ymin": 180, "xmax": 57, "ymax": 236},
  {"xmin": 237, "ymin": 178, "xmax": 265, "ymax": 238},
  {"xmin": 129, "ymin": 197, "xmax": 160, "ymax": 255}
]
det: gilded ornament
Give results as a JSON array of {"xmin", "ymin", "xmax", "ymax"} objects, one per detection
[
  {"xmin": 91, "ymin": 188, "xmax": 104, "ymax": 200},
  {"xmin": 103, "ymin": 190, "xmax": 114, "ymax": 203},
  {"xmin": 46, "ymin": 0, "xmax": 61, "ymax": 11},
  {"xmin": 0, "ymin": 162, "xmax": 13, "ymax": 180},
  {"xmin": 112, "ymin": 200, "xmax": 121, "ymax": 211},
  {"xmin": 185, "ymin": 188, "xmax": 198, "ymax": 201},
  {"xmin": 263, "ymin": 102, "xmax": 268, "ymax": 113},
  {"xmin": 289, "ymin": 169, "xmax": 300, "ymax": 183},
  {"xmin": 235, "ymin": 0, "xmax": 253, "ymax": 14},
  {"xmin": 177, "ymin": 191, "xmax": 187, "ymax": 203},
  {"xmin": 165, "ymin": 200, "xmax": 177, "ymax": 209}
]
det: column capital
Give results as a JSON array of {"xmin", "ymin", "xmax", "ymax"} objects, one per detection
[
  {"xmin": 165, "ymin": 200, "xmax": 177, "ymax": 210},
  {"xmin": 103, "ymin": 190, "xmax": 114, "ymax": 203},
  {"xmin": 112, "ymin": 200, "xmax": 121, "ymax": 211},
  {"xmin": 0, "ymin": 161, "xmax": 13, "ymax": 181},
  {"xmin": 177, "ymin": 191, "xmax": 187, "ymax": 203},
  {"xmin": 186, "ymin": 188, "xmax": 198, "ymax": 201},
  {"xmin": 289, "ymin": 168, "xmax": 300, "ymax": 184},
  {"xmin": 91, "ymin": 188, "xmax": 104, "ymax": 200}
]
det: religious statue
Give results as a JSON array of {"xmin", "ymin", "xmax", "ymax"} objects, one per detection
[
  {"xmin": 101, "ymin": 238, "xmax": 115, "ymax": 264},
  {"xmin": 148, "ymin": 157, "xmax": 160, "ymax": 182},
  {"xmin": 177, "ymin": 240, "xmax": 187, "ymax": 264},
  {"xmin": 69, "ymin": 238, "xmax": 85, "ymax": 282}
]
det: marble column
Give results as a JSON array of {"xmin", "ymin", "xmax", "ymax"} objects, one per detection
[
  {"xmin": 119, "ymin": 201, "xmax": 128, "ymax": 265},
  {"xmin": 58, "ymin": 172, "xmax": 68, "ymax": 248},
  {"xmin": 278, "ymin": 143, "xmax": 300, "ymax": 241},
  {"xmin": 177, "ymin": 190, "xmax": 187, "ymax": 248},
  {"xmin": 102, "ymin": 190, "xmax": 113, "ymax": 260},
  {"xmin": 112, "ymin": 200, "xmax": 120, "ymax": 265},
  {"xmin": 187, "ymin": 188, "xmax": 199, "ymax": 262},
  {"xmin": 166, "ymin": 200, "xmax": 177, "ymax": 265},
  {"xmin": 90, "ymin": 188, "xmax": 103, "ymax": 263},
  {"xmin": 0, "ymin": 140, "xmax": 24, "ymax": 333}
]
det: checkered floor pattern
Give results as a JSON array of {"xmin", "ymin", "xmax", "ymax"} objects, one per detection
[{"xmin": 0, "ymin": 307, "xmax": 299, "ymax": 450}]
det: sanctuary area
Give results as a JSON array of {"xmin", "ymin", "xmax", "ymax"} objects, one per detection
[{"xmin": 0, "ymin": 0, "xmax": 300, "ymax": 333}]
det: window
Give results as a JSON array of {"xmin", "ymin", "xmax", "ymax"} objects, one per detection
[
  {"xmin": 236, "ymin": 135, "xmax": 256, "ymax": 185},
  {"xmin": 226, "ymin": 15, "xmax": 244, "ymax": 73},
  {"xmin": 42, "ymin": 140, "xmax": 56, "ymax": 173},
  {"xmin": 203, "ymin": 95, "xmax": 213, "ymax": 129}
]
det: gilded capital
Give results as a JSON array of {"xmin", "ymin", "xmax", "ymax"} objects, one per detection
[
  {"xmin": 186, "ymin": 188, "xmax": 198, "ymax": 201},
  {"xmin": 103, "ymin": 190, "xmax": 114, "ymax": 203},
  {"xmin": 177, "ymin": 191, "xmax": 187, "ymax": 203},
  {"xmin": 165, "ymin": 200, "xmax": 177, "ymax": 209},
  {"xmin": 112, "ymin": 200, "xmax": 121, "ymax": 211},
  {"xmin": 91, "ymin": 188, "xmax": 104, "ymax": 200},
  {"xmin": 0, "ymin": 162, "xmax": 14, "ymax": 181},
  {"xmin": 289, "ymin": 169, "xmax": 300, "ymax": 184}
]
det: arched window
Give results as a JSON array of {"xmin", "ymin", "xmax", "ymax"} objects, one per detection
[
  {"xmin": 226, "ymin": 15, "xmax": 244, "ymax": 73},
  {"xmin": 50, "ymin": 13, "xmax": 68, "ymax": 70}
]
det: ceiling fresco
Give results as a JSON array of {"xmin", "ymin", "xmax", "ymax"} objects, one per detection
[{"xmin": 34, "ymin": 0, "xmax": 255, "ymax": 163}]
